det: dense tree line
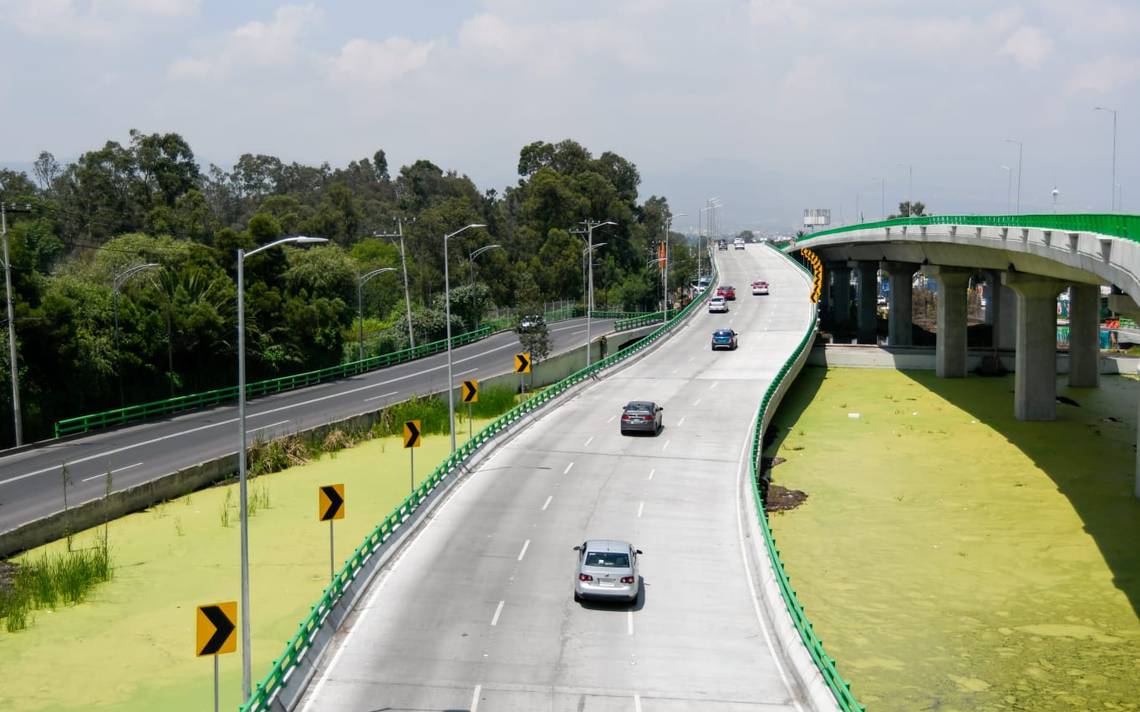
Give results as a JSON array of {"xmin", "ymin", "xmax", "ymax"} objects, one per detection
[{"xmin": 0, "ymin": 133, "xmax": 695, "ymax": 446}]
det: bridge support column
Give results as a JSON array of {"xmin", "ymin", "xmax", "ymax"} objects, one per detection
[
  {"xmin": 995, "ymin": 276, "xmax": 1017, "ymax": 350},
  {"xmin": 818, "ymin": 265, "xmax": 831, "ymax": 328},
  {"xmin": 829, "ymin": 263, "xmax": 851, "ymax": 332},
  {"xmin": 983, "ymin": 272, "xmax": 996, "ymax": 325},
  {"xmin": 1068, "ymin": 283, "xmax": 1101, "ymax": 388},
  {"xmin": 882, "ymin": 262, "xmax": 917, "ymax": 346},
  {"xmin": 927, "ymin": 266, "xmax": 971, "ymax": 378},
  {"xmin": 855, "ymin": 261, "xmax": 878, "ymax": 344},
  {"xmin": 1004, "ymin": 273, "xmax": 1064, "ymax": 421}
]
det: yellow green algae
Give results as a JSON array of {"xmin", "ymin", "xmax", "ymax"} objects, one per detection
[
  {"xmin": 767, "ymin": 367, "xmax": 1140, "ymax": 711},
  {"xmin": 0, "ymin": 423, "xmax": 490, "ymax": 711}
]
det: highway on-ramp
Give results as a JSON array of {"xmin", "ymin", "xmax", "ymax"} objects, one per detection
[
  {"xmin": 298, "ymin": 246, "xmax": 818, "ymax": 711},
  {"xmin": 0, "ymin": 317, "xmax": 614, "ymax": 539}
]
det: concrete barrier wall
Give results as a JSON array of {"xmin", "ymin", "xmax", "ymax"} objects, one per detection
[{"xmin": 808, "ymin": 344, "xmax": 1138, "ymax": 374}]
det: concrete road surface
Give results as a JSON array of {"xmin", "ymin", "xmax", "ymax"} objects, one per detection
[{"xmin": 298, "ymin": 246, "xmax": 818, "ymax": 711}]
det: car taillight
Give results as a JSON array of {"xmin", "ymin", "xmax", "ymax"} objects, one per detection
[
  {"xmin": 621, "ymin": 414, "xmax": 631, "ymax": 421},
  {"xmin": 620, "ymin": 576, "xmax": 635, "ymax": 584},
  {"xmin": 579, "ymin": 574, "xmax": 593, "ymax": 582}
]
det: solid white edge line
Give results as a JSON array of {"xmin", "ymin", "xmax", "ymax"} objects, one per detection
[
  {"xmin": 517, "ymin": 539, "xmax": 530, "ymax": 562},
  {"xmin": 80, "ymin": 462, "xmax": 143, "ymax": 483},
  {"xmin": 246, "ymin": 419, "xmax": 289, "ymax": 435},
  {"xmin": 363, "ymin": 390, "xmax": 400, "ymax": 403},
  {"xmin": 734, "ymin": 405, "xmax": 805, "ymax": 712},
  {"xmin": 491, "ymin": 600, "xmax": 505, "ymax": 626},
  {"xmin": 471, "ymin": 684, "xmax": 482, "ymax": 712},
  {"xmin": 541, "ymin": 495, "xmax": 553, "ymax": 511},
  {"xmin": 563, "ymin": 461, "xmax": 574, "ymax": 475}
]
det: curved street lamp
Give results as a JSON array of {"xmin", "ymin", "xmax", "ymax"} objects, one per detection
[
  {"xmin": 357, "ymin": 267, "xmax": 398, "ymax": 362},
  {"xmin": 235, "ymin": 235, "xmax": 326, "ymax": 699},
  {"xmin": 468, "ymin": 243, "xmax": 501, "ymax": 285},
  {"xmin": 112, "ymin": 262, "xmax": 160, "ymax": 407},
  {"xmin": 443, "ymin": 224, "xmax": 486, "ymax": 454}
]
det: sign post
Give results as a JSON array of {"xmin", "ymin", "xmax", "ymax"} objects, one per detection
[
  {"xmin": 461, "ymin": 379, "xmax": 478, "ymax": 442},
  {"xmin": 318, "ymin": 484, "xmax": 345, "ymax": 581},
  {"xmin": 403, "ymin": 419, "xmax": 422, "ymax": 494},
  {"xmin": 196, "ymin": 601, "xmax": 237, "ymax": 712},
  {"xmin": 514, "ymin": 353, "xmax": 531, "ymax": 394}
]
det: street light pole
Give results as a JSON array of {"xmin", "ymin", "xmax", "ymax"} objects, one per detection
[
  {"xmin": 357, "ymin": 267, "xmax": 397, "ymax": 362},
  {"xmin": 112, "ymin": 262, "xmax": 160, "ymax": 407},
  {"xmin": 468, "ymin": 244, "xmax": 501, "ymax": 286},
  {"xmin": 443, "ymin": 224, "xmax": 485, "ymax": 454},
  {"xmin": 236, "ymin": 235, "xmax": 326, "ymax": 700},
  {"xmin": 1, "ymin": 199, "xmax": 31, "ymax": 447},
  {"xmin": 374, "ymin": 219, "xmax": 416, "ymax": 349},
  {"xmin": 1095, "ymin": 106, "xmax": 1118, "ymax": 211},
  {"xmin": 573, "ymin": 220, "xmax": 616, "ymax": 369},
  {"xmin": 1001, "ymin": 165, "xmax": 1012, "ymax": 214},
  {"xmin": 663, "ymin": 213, "xmax": 686, "ymax": 319},
  {"xmin": 1004, "ymin": 139, "xmax": 1023, "ymax": 213}
]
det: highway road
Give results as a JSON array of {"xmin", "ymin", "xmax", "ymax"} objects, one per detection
[
  {"xmin": 298, "ymin": 245, "xmax": 819, "ymax": 711},
  {"xmin": 0, "ymin": 317, "xmax": 614, "ymax": 538}
]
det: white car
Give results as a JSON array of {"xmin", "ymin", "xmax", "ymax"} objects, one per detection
[
  {"xmin": 751, "ymin": 280, "xmax": 769, "ymax": 296},
  {"xmin": 734, "ymin": 239, "xmax": 745, "ymax": 250},
  {"xmin": 708, "ymin": 296, "xmax": 728, "ymax": 313}
]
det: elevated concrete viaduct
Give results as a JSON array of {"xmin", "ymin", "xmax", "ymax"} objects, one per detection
[{"xmin": 790, "ymin": 215, "xmax": 1140, "ymax": 497}]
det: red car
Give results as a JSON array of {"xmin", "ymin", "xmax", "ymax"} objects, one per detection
[{"xmin": 716, "ymin": 285, "xmax": 736, "ymax": 300}]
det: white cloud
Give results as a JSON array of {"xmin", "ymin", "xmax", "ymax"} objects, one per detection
[
  {"xmin": 999, "ymin": 26, "xmax": 1053, "ymax": 70},
  {"xmin": 0, "ymin": 0, "xmax": 199, "ymax": 40},
  {"xmin": 1065, "ymin": 55, "xmax": 1140, "ymax": 94},
  {"xmin": 168, "ymin": 3, "xmax": 321, "ymax": 80},
  {"xmin": 328, "ymin": 37, "xmax": 436, "ymax": 86}
]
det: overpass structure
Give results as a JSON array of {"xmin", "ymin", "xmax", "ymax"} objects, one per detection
[{"xmin": 789, "ymin": 214, "xmax": 1140, "ymax": 496}]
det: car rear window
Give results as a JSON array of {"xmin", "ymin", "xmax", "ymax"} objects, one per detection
[
  {"xmin": 585, "ymin": 552, "xmax": 630, "ymax": 567},
  {"xmin": 625, "ymin": 403, "xmax": 652, "ymax": 412}
]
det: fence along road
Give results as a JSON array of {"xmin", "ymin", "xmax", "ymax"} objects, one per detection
[
  {"xmin": 0, "ymin": 317, "xmax": 614, "ymax": 541},
  {"xmin": 298, "ymin": 245, "xmax": 820, "ymax": 711}
]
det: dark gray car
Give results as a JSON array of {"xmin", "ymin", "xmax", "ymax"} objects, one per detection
[
  {"xmin": 620, "ymin": 400, "xmax": 662, "ymax": 435},
  {"xmin": 573, "ymin": 539, "xmax": 642, "ymax": 604}
]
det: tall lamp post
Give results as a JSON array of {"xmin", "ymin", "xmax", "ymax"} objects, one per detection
[
  {"xmin": 1003, "ymin": 139, "xmax": 1023, "ymax": 213},
  {"xmin": 357, "ymin": 267, "xmax": 397, "ymax": 362},
  {"xmin": 1000, "ymin": 165, "xmax": 1013, "ymax": 214},
  {"xmin": 443, "ymin": 223, "xmax": 486, "ymax": 454},
  {"xmin": 374, "ymin": 219, "xmax": 416, "ymax": 349},
  {"xmin": 1094, "ymin": 106, "xmax": 1118, "ymax": 211},
  {"xmin": 113, "ymin": 262, "xmax": 160, "ymax": 407},
  {"xmin": 579, "ymin": 241, "xmax": 607, "ymax": 317},
  {"xmin": 236, "ymin": 235, "xmax": 326, "ymax": 699},
  {"xmin": 572, "ymin": 220, "xmax": 616, "ymax": 369},
  {"xmin": 468, "ymin": 244, "xmax": 501, "ymax": 286},
  {"xmin": 1, "ymin": 199, "xmax": 33, "ymax": 446},
  {"xmin": 663, "ymin": 213, "xmax": 686, "ymax": 318}
]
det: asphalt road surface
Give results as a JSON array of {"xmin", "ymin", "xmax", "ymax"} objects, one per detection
[
  {"xmin": 0, "ymin": 317, "xmax": 614, "ymax": 537},
  {"xmin": 298, "ymin": 245, "xmax": 817, "ymax": 711}
]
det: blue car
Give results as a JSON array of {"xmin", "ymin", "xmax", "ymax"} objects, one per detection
[{"xmin": 711, "ymin": 328, "xmax": 738, "ymax": 351}]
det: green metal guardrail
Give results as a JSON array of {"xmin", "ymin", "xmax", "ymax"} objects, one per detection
[
  {"xmin": 794, "ymin": 213, "xmax": 1139, "ymax": 243},
  {"xmin": 746, "ymin": 242, "xmax": 863, "ymax": 710},
  {"xmin": 54, "ymin": 327, "xmax": 495, "ymax": 438},
  {"xmin": 240, "ymin": 266, "xmax": 721, "ymax": 711},
  {"xmin": 613, "ymin": 311, "xmax": 665, "ymax": 331}
]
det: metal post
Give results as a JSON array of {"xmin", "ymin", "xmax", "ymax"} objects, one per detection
[
  {"xmin": 328, "ymin": 520, "xmax": 335, "ymax": 582},
  {"xmin": 1111, "ymin": 110, "xmax": 1117, "ymax": 211},
  {"xmin": 213, "ymin": 655, "xmax": 219, "ymax": 712},
  {"xmin": 468, "ymin": 402, "xmax": 472, "ymax": 442},
  {"xmin": 356, "ymin": 278, "xmax": 364, "ymax": 363},
  {"xmin": 2, "ymin": 205, "xmax": 21, "ymax": 447},
  {"xmin": 409, "ymin": 448, "xmax": 415, "ymax": 495},
  {"xmin": 444, "ymin": 234, "xmax": 455, "ymax": 453},
  {"xmin": 399, "ymin": 220, "xmax": 415, "ymax": 348},
  {"xmin": 663, "ymin": 221, "xmax": 669, "ymax": 320},
  {"xmin": 1016, "ymin": 145, "xmax": 1022, "ymax": 213},
  {"xmin": 586, "ymin": 222, "xmax": 593, "ymax": 369},
  {"xmin": 236, "ymin": 247, "xmax": 251, "ymax": 699}
]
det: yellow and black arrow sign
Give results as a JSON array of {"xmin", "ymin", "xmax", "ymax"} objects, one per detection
[
  {"xmin": 461, "ymin": 379, "xmax": 479, "ymax": 403},
  {"xmin": 514, "ymin": 352, "xmax": 531, "ymax": 374},
  {"xmin": 196, "ymin": 601, "xmax": 237, "ymax": 656},
  {"xmin": 403, "ymin": 419, "xmax": 422, "ymax": 448},
  {"xmin": 318, "ymin": 484, "xmax": 345, "ymax": 521}
]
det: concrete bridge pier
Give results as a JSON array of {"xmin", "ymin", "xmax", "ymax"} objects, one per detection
[
  {"xmin": 926, "ymin": 266, "xmax": 972, "ymax": 378},
  {"xmin": 1068, "ymin": 283, "xmax": 1101, "ymax": 388},
  {"xmin": 855, "ymin": 261, "xmax": 878, "ymax": 344},
  {"xmin": 996, "ymin": 275, "xmax": 1018, "ymax": 350},
  {"xmin": 818, "ymin": 265, "xmax": 831, "ymax": 326},
  {"xmin": 829, "ymin": 262, "xmax": 852, "ymax": 332},
  {"xmin": 882, "ymin": 261, "xmax": 917, "ymax": 346},
  {"xmin": 1004, "ymin": 273, "xmax": 1065, "ymax": 420}
]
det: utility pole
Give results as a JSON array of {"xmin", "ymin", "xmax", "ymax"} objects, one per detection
[
  {"xmin": 571, "ymin": 219, "xmax": 616, "ymax": 368},
  {"xmin": 1, "ymin": 200, "xmax": 32, "ymax": 447},
  {"xmin": 375, "ymin": 218, "xmax": 416, "ymax": 348}
]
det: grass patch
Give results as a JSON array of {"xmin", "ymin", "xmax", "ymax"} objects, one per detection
[{"xmin": 0, "ymin": 544, "xmax": 112, "ymax": 632}]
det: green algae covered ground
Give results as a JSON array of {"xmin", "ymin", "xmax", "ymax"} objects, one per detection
[
  {"xmin": 767, "ymin": 367, "xmax": 1140, "ymax": 711},
  {"xmin": 0, "ymin": 423, "xmax": 492, "ymax": 712}
]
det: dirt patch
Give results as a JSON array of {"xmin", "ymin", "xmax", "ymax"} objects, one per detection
[{"xmin": 765, "ymin": 484, "xmax": 807, "ymax": 512}]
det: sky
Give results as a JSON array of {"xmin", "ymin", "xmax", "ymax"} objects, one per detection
[{"xmin": 0, "ymin": 0, "xmax": 1136, "ymax": 233}]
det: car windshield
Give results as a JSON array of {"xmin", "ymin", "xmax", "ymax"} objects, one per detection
[{"xmin": 585, "ymin": 551, "xmax": 630, "ymax": 568}]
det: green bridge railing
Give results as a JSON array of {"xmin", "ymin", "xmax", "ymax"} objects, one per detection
[
  {"xmin": 239, "ymin": 266, "xmax": 720, "ymax": 711},
  {"xmin": 614, "ymin": 311, "xmax": 665, "ymax": 331},
  {"xmin": 794, "ymin": 212, "xmax": 1139, "ymax": 243},
  {"xmin": 54, "ymin": 326, "xmax": 496, "ymax": 438}
]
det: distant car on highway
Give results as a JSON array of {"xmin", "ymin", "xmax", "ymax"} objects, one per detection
[
  {"xmin": 734, "ymin": 238, "xmax": 745, "ymax": 250},
  {"xmin": 711, "ymin": 328, "xmax": 738, "ymax": 350},
  {"xmin": 573, "ymin": 539, "xmax": 642, "ymax": 604},
  {"xmin": 620, "ymin": 400, "xmax": 662, "ymax": 435},
  {"xmin": 517, "ymin": 314, "xmax": 545, "ymax": 332},
  {"xmin": 708, "ymin": 296, "xmax": 728, "ymax": 313},
  {"xmin": 716, "ymin": 285, "xmax": 736, "ymax": 300},
  {"xmin": 717, "ymin": 240, "xmax": 728, "ymax": 251},
  {"xmin": 751, "ymin": 280, "xmax": 769, "ymax": 296}
]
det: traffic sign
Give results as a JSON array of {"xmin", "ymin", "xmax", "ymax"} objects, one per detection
[
  {"xmin": 514, "ymin": 352, "xmax": 531, "ymax": 374},
  {"xmin": 196, "ymin": 602, "xmax": 237, "ymax": 656},
  {"xmin": 403, "ymin": 419, "xmax": 422, "ymax": 448},
  {"xmin": 318, "ymin": 484, "xmax": 345, "ymax": 521},
  {"xmin": 461, "ymin": 379, "xmax": 479, "ymax": 403}
]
